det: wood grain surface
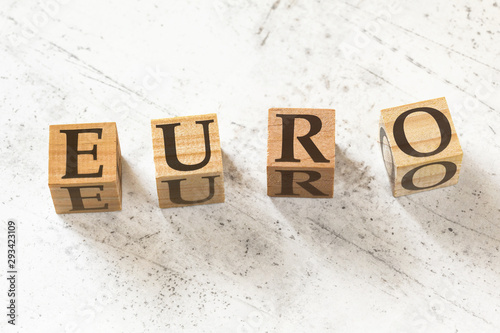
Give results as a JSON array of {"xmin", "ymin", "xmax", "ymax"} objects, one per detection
[{"xmin": 1, "ymin": 0, "xmax": 499, "ymax": 332}]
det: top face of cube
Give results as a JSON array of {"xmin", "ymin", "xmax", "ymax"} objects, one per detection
[
  {"xmin": 380, "ymin": 97, "xmax": 462, "ymax": 167},
  {"xmin": 151, "ymin": 113, "xmax": 222, "ymax": 179},
  {"xmin": 267, "ymin": 108, "xmax": 335, "ymax": 169},
  {"xmin": 48, "ymin": 122, "xmax": 119, "ymax": 186}
]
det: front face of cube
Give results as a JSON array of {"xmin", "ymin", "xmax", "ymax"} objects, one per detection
[
  {"xmin": 380, "ymin": 97, "xmax": 463, "ymax": 197},
  {"xmin": 48, "ymin": 122, "xmax": 122, "ymax": 214},
  {"xmin": 151, "ymin": 114, "xmax": 225, "ymax": 208},
  {"xmin": 267, "ymin": 108, "xmax": 335, "ymax": 198}
]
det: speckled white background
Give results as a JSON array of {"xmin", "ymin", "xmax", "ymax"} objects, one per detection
[{"xmin": 1, "ymin": 0, "xmax": 499, "ymax": 332}]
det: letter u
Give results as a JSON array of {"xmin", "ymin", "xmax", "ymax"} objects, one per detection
[{"xmin": 156, "ymin": 120, "xmax": 214, "ymax": 171}]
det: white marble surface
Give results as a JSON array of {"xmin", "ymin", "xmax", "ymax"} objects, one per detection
[{"xmin": 1, "ymin": 0, "xmax": 499, "ymax": 332}]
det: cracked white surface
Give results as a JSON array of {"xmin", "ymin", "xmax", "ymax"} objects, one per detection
[{"xmin": 1, "ymin": 0, "xmax": 499, "ymax": 332}]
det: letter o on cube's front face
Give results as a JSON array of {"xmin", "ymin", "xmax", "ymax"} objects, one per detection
[
  {"xmin": 151, "ymin": 114, "xmax": 225, "ymax": 208},
  {"xmin": 267, "ymin": 108, "xmax": 335, "ymax": 198},
  {"xmin": 379, "ymin": 97, "xmax": 463, "ymax": 197},
  {"xmin": 48, "ymin": 122, "xmax": 122, "ymax": 214}
]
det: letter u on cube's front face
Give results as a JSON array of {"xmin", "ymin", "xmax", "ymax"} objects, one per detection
[
  {"xmin": 48, "ymin": 122, "xmax": 122, "ymax": 214},
  {"xmin": 379, "ymin": 97, "xmax": 463, "ymax": 197},
  {"xmin": 267, "ymin": 108, "xmax": 335, "ymax": 198},
  {"xmin": 151, "ymin": 114, "xmax": 225, "ymax": 208}
]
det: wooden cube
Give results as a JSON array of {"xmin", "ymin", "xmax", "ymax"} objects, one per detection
[
  {"xmin": 48, "ymin": 122, "xmax": 122, "ymax": 214},
  {"xmin": 267, "ymin": 108, "xmax": 335, "ymax": 197},
  {"xmin": 379, "ymin": 97, "xmax": 463, "ymax": 197},
  {"xmin": 151, "ymin": 114, "xmax": 225, "ymax": 208}
]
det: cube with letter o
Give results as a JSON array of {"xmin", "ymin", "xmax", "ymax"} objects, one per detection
[
  {"xmin": 48, "ymin": 122, "xmax": 122, "ymax": 213},
  {"xmin": 379, "ymin": 97, "xmax": 463, "ymax": 197}
]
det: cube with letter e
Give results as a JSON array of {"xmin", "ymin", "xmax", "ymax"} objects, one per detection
[
  {"xmin": 151, "ymin": 113, "xmax": 225, "ymax": 208},
  {"xmin": 267, "ymin": 108, "xmax": 335, "ymax": 198},
  {"xmin": 379, "ymin": 97, "xmax": 463, "ymax": 197},
  {"xmin": 48, "ymin": 122, "xmax": 122, "ymax": 213}
]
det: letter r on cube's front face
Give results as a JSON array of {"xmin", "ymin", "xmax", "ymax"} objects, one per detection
[
  {"xmin": 151, "ymin": 114, "xmax": 225, "ymax": 208},
  {"xmin": 267, "ymin": 108, "xmax": 335, "ymax": 198},
  {"xmin": 48, "ymin": 122, "xmax": 122, "ymax": 214}
]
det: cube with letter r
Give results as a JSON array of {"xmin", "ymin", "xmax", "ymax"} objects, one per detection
[{"xmin": 267, "ymin": 108, "xmax": 335, "ymax": 198}]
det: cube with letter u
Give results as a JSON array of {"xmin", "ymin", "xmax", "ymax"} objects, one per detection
[
  {"xmin": 379, "ymin": 97, "xmax": 463, "ymax": 197},
  {"xmin": 151, "ymin": 114, "xmax": 225, "ymax": 208},
  {"xmin": 267, "ymin": 108, "xmax": 335, "ymax": 198},
  {"xmin": 48, "ymin": 122, "xmax": 122, "ymax": 214}
]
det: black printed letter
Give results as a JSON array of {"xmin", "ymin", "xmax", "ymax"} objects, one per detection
[
  {"xmin": 61, "ymin": 185, "xmax": 108, "ymax": 211},
  {"xmin": 276, "ymin": 170, "xmax": 328, "ymax": 196},
  {"xmin": 60, "ymin": 129, "xmax": 103, "ymax": 179},
  {"xmin": 162, "ymin": 176, "xmax": 219, "ymax": 205},
  {"xmin": 156, "ymin": 120, "xmax": 214, "ymax": 171},
  {"xmin": 275, "ymin": 115, "xmax": 329, "ymax": 163}
]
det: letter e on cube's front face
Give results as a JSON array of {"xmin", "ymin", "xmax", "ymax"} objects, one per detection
[
  {"xmin": 151, "ymin": 114, "xmax": 225, "ymax": 208},
  {"xmin": 267, "ymin": 108, "xmax": 335, "ymax": 198},
  {"xmin": 48, "ymin": 122, "xmax": 122, "ymax": 214},
  {"xmin": 379, "ymin": 97, "xmax": 463, "ymax": 197}
]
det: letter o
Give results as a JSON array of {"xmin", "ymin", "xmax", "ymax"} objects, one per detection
[
  {"xmin": 393, "ymin": 107, "xmax": 452, "ymax": 157},
  {"xmin": 379, "ymin": 127, "xmax": 394, "ymax": 180},
  {"xmin": 401, "ymin": 161, "xmax": 457, "ymax": 191}
]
